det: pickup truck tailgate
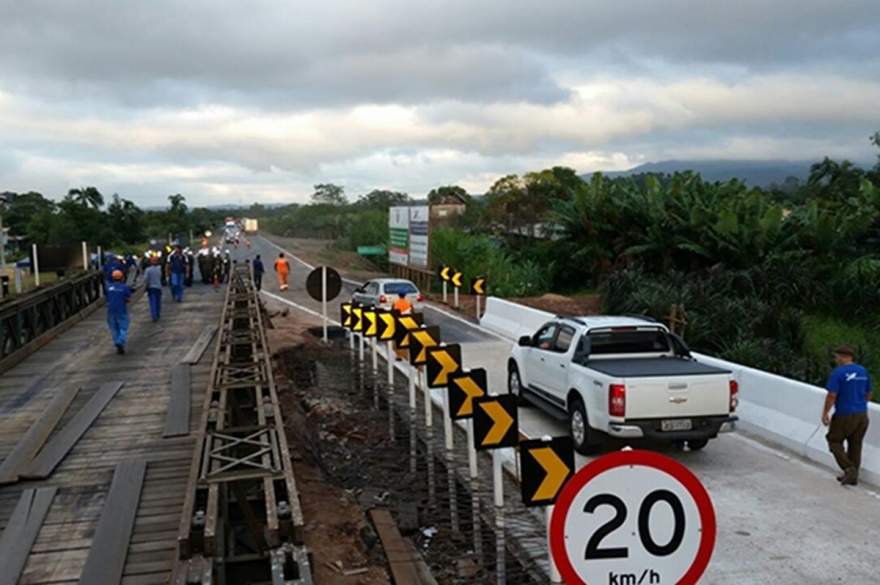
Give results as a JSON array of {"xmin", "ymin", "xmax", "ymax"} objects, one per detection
[{"xmin": 624, "ymin": 375, "xmax": 730, "ymax": 418}]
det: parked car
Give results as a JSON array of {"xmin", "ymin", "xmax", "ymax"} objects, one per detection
[
  {"xmin": 351, "ymin": 278, "xmax": 424, "ymax": 311},
  {"xmin": 508, "ymin": 315, "xmax": 738, "ymax": 454}
]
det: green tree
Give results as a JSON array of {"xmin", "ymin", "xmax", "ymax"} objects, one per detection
[
  {"xmin": 107, "ymin": 194, "xmax": 146, "ymax": 244},
  {"xmin": 2, "ymin": 191, "xmax": 55, "ymax": 235},
  {"xmin": 311, "ymin": 183, "xmax": 346, "ymax": 206},
  {"xmin": 355, "ymin": 189, "xmax": 409, "ymax": 209},
  {"xmin": 67, "ymin": 186, "xmax": 104, "ymax": 209}
]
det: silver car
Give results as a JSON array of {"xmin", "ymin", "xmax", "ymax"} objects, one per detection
[{"xmin": 351, "ymin": 278, "xmax": 424, "ymax": 311}]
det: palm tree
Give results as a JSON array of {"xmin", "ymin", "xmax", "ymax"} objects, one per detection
[{"xmin": 67, "ymin": 187, "xmax": 104, "ymax": 209}]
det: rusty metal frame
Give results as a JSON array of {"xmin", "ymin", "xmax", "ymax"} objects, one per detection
[
  {"xmin": 0, "ymin": 271, "xmax": 103, "ymax": 362},
  {"xmin": 172, "ymin": 265, "xmax": 311, "ymax": 584}
]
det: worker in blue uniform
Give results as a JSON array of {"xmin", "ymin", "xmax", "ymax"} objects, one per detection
[
  {"xmin": 166, "ymin": 245, "xmax": 188, "ymax": 302},
  {"xmin": 106, "ymin": 269, "xmax": 132, "ymax": 354}
]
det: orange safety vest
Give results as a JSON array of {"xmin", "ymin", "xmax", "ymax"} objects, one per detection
[{"xmin": 393, "ymin": 297, "xmax": 412, "ymax": 314}]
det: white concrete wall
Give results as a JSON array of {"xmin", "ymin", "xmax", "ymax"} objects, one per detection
[{"xmin": 480, "ymin": 296, "xmax": 880, "ymax": 485}]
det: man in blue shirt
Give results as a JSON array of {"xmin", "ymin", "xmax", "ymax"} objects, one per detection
[
  {"xmin": 822, "ymin": 345, "xmax": 872, "ymax": 485},
  {"xmin": 166, "ymin": 245, "xmax": 188, "ymax": 302},
  {"xmin": 106, "ymin": 270, "xmax": 133, "ymax": 354},
  {"xmin": 252, "ymin": 255, "xmax": 264, "ymax": 291}
]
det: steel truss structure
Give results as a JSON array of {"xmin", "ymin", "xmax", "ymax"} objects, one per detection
[
  {"xmin": 0, "ymin": 271, "xmax": 103, "ymax": 362},
  {"xmin": 172, "ymin": 265, "xmax": 312, "ymax": 584}
]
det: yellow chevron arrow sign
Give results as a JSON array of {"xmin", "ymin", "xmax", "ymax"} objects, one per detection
[
  {"xmin": 518, "ymin": 437, "xmax": 574, "ymax": 507},
  {"xmin": 440, "ymin": 265, "xmax": 451, "ymax": 281},
  {"xmin": 472, "ymin": 277, "xmax": 486, "ymax": 296},
  {"xmin": 352, "ymin": 306, "xmax": 364, "ymax": 332},
  {"xmin": 409, "ymin": 326, "xmax": 440, "ymax": 365},
  {"xmin": 363, "ymin": 309, "xmax": 378, "ymax": 337},
  {"xmin": 451, "ymin": 271, "xmax": 463, "ymax": 288},
  {"xmin": 378, "ymin": 311, "xmax": 396, "ymax": 341},
  {"xmin": 426, "ymin": 344, "xmax": 461, "ymax": 388},
  {"xmin": 449, "ymin": 369, "xmax": 487, "ymax": 419},
  {"xmin": 473, "ymin": 395, "xmax": 518, "ymax": 450}
]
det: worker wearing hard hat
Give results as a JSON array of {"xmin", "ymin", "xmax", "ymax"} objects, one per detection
[
  {"xmin": 167, "ymin": 245, "xmax": 188, "ymax": 302},
  {"xmin": 106, "ymin": 269, "xmax": 133, "ymax": 354}
]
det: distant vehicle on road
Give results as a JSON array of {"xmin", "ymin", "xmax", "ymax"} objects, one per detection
[
  {"xmin": 243, "ymin": 218, "xmax": 258, "ymax": 233},
  {"xmin": 351, "ymin": 278, "xmax": 424, "ymax": 311},
  {"xmin": 508, "ymin": 316, "xmax": 738, "ymax": 454}
]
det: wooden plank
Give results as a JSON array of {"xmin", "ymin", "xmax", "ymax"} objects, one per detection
[
  {"xmin": 79, "ymin": 459, "xmax": 147, "ymax": 585},
  {"xmin": 0, "ymin": 386, "xmax": 80, "ymax": 484},
  {"xmin": 163, "ymin": 365, "xmax": 191, "ymax": 438},
  {"xmin": 180, "ymin": 326, "xmax": 217, "ymax": 365},
  {"xmin": 0, "ymin": 486, "xmax": 58, "ymax": 585},
  {"xmin": 369, "ymin": 508, "xmax": 421, "ymax": 585},
  {"xmin": 22, "ymin": 381, "xmax": 125, "ymax": 479}
]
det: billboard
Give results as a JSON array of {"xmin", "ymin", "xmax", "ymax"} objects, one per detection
[
  {"xmin": 408, "ymin": 206, "xmax": 429, "ymax": 268},
  {"xmin": 388, "ymin": 206, "xmax": 409, "ymax": 266}
]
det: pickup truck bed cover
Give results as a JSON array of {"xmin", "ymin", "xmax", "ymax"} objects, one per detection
[{"xmin": 582, "ymin": 357, "xmax": 731, "ymax": 378}]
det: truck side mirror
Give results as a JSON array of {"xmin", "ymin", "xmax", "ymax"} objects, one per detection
[{"xmin": 518, "ymin": 335, "xmax": 532, "ymax": 347}]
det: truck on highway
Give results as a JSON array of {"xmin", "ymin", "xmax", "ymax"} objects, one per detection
[
  {"xmin": 243, "ymin": 218, "xmax": 258, "ymax": 234},
  {"xmin": 508, "ymin": 315, "xmax": 738, "ymax": 454}
]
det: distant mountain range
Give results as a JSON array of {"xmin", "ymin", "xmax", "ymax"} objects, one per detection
[{"xmin": 586, "ymin": 160, "xmax": 822, "ymax": 187}]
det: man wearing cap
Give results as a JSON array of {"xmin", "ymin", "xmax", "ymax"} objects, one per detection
[
  {"xmin": 822, "ymin": 345, "xmax": 872, "ymax": 486},
  {"xmin": 144, "ymin": 256, "xmax": 163, "ymax": 322},
  {"xmin": 106, "ymin": 269, "xmax": 133, "ymax": 354}
]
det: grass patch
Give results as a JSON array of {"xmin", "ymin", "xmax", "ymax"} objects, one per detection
[{"xmin": 803, "ymin": 314, "xmax": 879, "ymax": 403}]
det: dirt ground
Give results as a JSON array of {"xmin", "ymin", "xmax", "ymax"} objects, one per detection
[{"xmin": 264, "ymin": 309, "xmax": 391, "ymax": 585}]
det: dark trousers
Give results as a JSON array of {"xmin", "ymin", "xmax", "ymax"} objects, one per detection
[
  {"xmin": 254, "ymin": 272, "xmax": 263, "ymax": 291},
  {"xmin": 827, "ymin": 412, "xmax": 870, "ymax": 471},
  {"xmin": 147, "ymin": 288, "xmax": 162, "ymax": 321}
]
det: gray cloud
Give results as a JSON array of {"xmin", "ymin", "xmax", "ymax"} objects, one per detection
[{"xmin": 0, "ymin": 1, "xmax": 878, "ymax": 206}]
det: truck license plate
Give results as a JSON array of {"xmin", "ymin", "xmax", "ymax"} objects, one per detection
[{"xmin": 661, "ymin": 419, "xmax": 692, "ymax": 432}]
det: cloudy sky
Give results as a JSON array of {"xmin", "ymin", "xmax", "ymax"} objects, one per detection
[{"xmin": 1, "ymin": 1, "xmax": 879, "ymax": 206}]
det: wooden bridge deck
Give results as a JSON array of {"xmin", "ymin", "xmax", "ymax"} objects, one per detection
[{"xmin": 0, "ymin": 283, "xmax": 224, "ymax": 585}]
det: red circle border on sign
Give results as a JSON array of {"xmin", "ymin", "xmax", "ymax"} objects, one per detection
[{"xmin": 548, "ymin": 450, "xmax": 716, "ymax": 585}]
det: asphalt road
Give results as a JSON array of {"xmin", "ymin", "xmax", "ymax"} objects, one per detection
[{"xmin": 241, "ymin": 233, "xmax": 880, "ymax": 585}]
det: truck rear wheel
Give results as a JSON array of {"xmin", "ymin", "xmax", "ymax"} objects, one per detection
[
  {"xmin": 687, "ymin": 438, "xmax": 708, "ymax": 451},
  {"xmin": 569, "ymin": 398, "xmax": 602, "ymax": 455}
]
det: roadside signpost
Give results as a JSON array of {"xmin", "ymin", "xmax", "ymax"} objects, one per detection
[
  {"xmin": 473, "ymin": 394, "xmax": 519, "ymax": 585},
  {"xmin": 451, "ymin": 269, "xmax": 463, "ymax": 308},
  {"xmin": 377, "ymin": 310, "xmax": 396, "ymax": 386},
  {"xmin": 362, "ymin": 307, "xmax": 379, "ymax": 382},
  {"xmin": 520, "ymin": 435, "xmax": 576, "ymax": 582},
  {"xmin": 426, "ymin": 344, "xmax": 463, "ymax": 533},
  {"xmin": 340, "ymin": 302, "xmax": 353, "ymax": 351},
  {"xmin": 439, "ymin": 265, "xmax": 452, "ymax": 303},
  {"xmin": 449, "ymin": 368, "xmax": 488, "ymax": 561},
  {"xmin": 472, "ymin": 276, "xmax": 486, "ymax": 319},
  {"xmin": 549, "ymin": 450, "xmax": 717, "ymax": 585},
  {"xmin": 306, "ymin": 266, "xmax": 342, "ymax": 342}
]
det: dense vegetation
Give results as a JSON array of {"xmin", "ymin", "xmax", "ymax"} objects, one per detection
[
  {"xmin": 0, "ymin": 189, "xmax": 239, "ymax": 257},
  {"xmin": 258, "ymin": 135, "xmax": 880, "ymax": 389}
]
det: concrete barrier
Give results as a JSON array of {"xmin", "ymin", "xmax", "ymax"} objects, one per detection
[
  {"xmin": 479, "ymin": 296, "xmax": 880, "ymax": 485},
  {"xmin": 479, "ymin": 297, "xmax": 557, "ymax": 341}
]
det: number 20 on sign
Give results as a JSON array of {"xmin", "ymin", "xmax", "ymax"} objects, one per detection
[{"xmin": 549, "ymin": 450, "xmax": 716, "ymax": 585}]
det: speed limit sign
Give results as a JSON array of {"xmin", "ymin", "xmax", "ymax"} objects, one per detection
[{"xmin": 549, "ymin": 450, "xmax": 716, "ymax": 585}]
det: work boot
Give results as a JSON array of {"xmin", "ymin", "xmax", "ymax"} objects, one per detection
[
  {"xmin": 840, "ymin": 467, "xmax": 858, "ymax": 486},
  {"xmin": 116, "ymin": 344, "xmax": 124, "ymax": 355}
]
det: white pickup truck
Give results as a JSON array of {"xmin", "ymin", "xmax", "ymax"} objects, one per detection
[{"xmin": 508, "ymin": 315, "xmax": 738, "ymax": 454}]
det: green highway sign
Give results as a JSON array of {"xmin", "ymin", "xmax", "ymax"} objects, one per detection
[{"xmin": 357, "ymin": 245, "xmax": 386, "ymax": 256}]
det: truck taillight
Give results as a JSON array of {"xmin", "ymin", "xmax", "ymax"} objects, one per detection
[
  {"xmin": 609, "ymin": 384, "xmax": 626, "ymax": 417},
  {"xmin": 729, "ymin": 379, "xmax": 739, "ymax": 413},
  {"xmin": 379, "ymin": 295, "xmax": 387, "ymax": 303}
]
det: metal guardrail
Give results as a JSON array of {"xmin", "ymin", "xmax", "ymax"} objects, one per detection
[
  {"xmin": 0, "ymin": 271, "xmax": 103, "ymax": 361},
  {"xmin": 172, "ymin": 264, "xmax": 312, "ymax": 584}
]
